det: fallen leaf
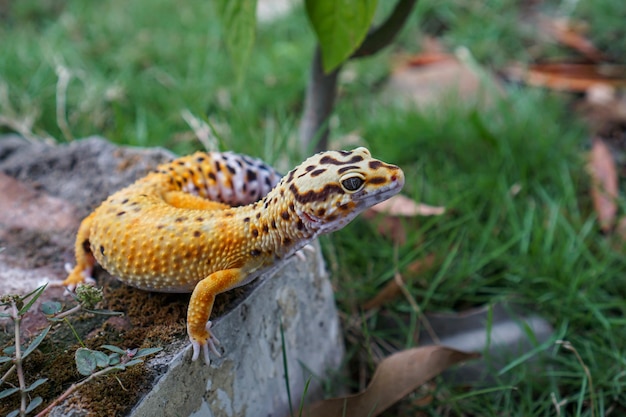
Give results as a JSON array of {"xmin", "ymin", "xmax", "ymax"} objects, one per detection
[
  {"xmin": 363, "ymin": 195, "xmax": 445, "ymax": 245},
  {"xmin": 588, "ymin": 138, "xmax": 619, "ymax": 232},
  {"xmin": 370, "ymin": 194, "xmax": 446, "ymax": 217},
  {"xmin": 506, "ymin": 63, "xmax": 626, "ymax": 92},
  {"xmin": 305, "ymin": 346, "xmax": 479, "ymax": 417},
  {"xmin": 363, "ymin": 254, "xmax": 437, "ymax": 310},
  {"xmin": 538, "ymin": 17, "xmax": 607, "ymax": 62}
]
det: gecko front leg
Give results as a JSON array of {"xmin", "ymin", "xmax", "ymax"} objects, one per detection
[{"xmin": 188, "ymin": 268, "xmax": 244, "ymax": 364}]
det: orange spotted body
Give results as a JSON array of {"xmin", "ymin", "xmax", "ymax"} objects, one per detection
[{"xmin": 64, "ymin": 147, "xmax": 404, "ymax": 364}]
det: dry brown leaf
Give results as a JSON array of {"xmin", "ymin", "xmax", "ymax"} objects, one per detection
[
  {"xmin": 363, "ymin": 254, "xmax": 437, "ymax": 310},
  {"xmin": 305, "ymin": 346, "xmax": 479, "ymax": 417},
  {"xmin": 506, "ymin": 63, "xmax": 626, "ymax": 92},
  {"xmin": 538, "ymin": 17, "xmax": 607, "ymax": 62},
  {"xmin": 588, "ymin": 138, "xmax": 619, "ymax": 232},
  {"xmin": 370, "ymin": 194, "xmax": 445, "ymax": 217}
]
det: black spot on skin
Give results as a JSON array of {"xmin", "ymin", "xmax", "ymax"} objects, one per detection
[
  {"xmin": 297, "ymin": 219, "xmax": 304, "ymax": 230},
  {"xmin": 339, "ymin": 150, "xmax": 351, "ymax": 156},
  {"xmin": 175, "ymin": 217, "xmax": 187, "ymax": 222},
  {"xmin": 236, "ymin": 159, "xmax": 243, "ymax": 168},
  {"xmin": 156, "ymin": 225, "xmax": 165, "ymax": 229},
  {"xmin": 285, "ymin": 170, "xmax": 295, "ymax": 183},
  {"xmin": 368, "ymin": 176, "xmax": 387, "ymax": 185},
  {"xmin": 208, "ymin": 172, "xmax": 216, "ymax": 181},
  {"xmin": 317, "ymin": 208, "xmax": 326, "ymax": 216},
  {"xmin": 271, "ymin": 220, "xmax": 277, "ymax": 229},
  {"xmin": 177, "ymin": 161, "xmax": 185, "ymax": 166},
  {"xmin": 244, "ymin": 217, "xmax": 250, "ymax": 223},
  {"xmin": 168, "ymin": 166, "xmax": 175, "ymax": 171},
  {"xmin": 305, "ymin": 165, "xmax": 316, "ymax": 171},
  {"xmin": 338, "ymin": 165, "xmax": 360, "ymax": 174},
  {"xmin": 338, "ymin": 203, "xmax": 351, "ymax": 211},
  {"xmin": 310, "ymin": 168, "xmax": 326, "ymax": 177},
  {"xmin": 121, "ymin": 198, "xmax": 129, "ymax": 204},
  {"xmin": 289, "ymin": 183, "xmax": 344, "ymax": 204},
  {"xmin": 81, "ymin": 239, "xmax": 91, "ymax": 254},
  {"xmin": 246, "ymin": 169, "xmax": 257, "ymax": 182},
  {"xmin": 280, "ymin": 189, "xmax": 284, "ymax": 197},
  {"xmin": 193, "ymin": 231, "xmax": 202, "ymax": 237},
  {"xmin": 262, "ymin": 224, "xmax": 269, "ymax": 233},
  {"xmin": 326, "ymin": 214, "xmax": 338, "ymax": 222},
  {"xmin": 214, "ymin": 161, "xmax": 221, "ymax": 172},
  {"xmin": 281, "ymin": 211, "xmax": 289, "ymax": 220},
  {"xmin": 226, "ymin": 164, "xmax": 236, "ymax": 175},
  {"xmin": 206, "ymin": 258, "xmax": 211, "ymax": 265},
  {"xmin": 289, "ymin": 203, "xmax": 295, "ymax": 212},
  {"xmin": 117, "ymin": 211, "xmax": 126, "ymax": 216},
  {"xmin": 175, "ymin": 180, "xmax": 182, "ymax": 188},
  {"xmin": 196, "ymin": 217, "xmax": 204, "ymax": 222},
  {"xmin": 250, "ymin": 249, "xmax": 261, "ymax": 257},
  {"xmin": 252, "ymin": 229, "xmax": 259, "ymax": 237},
  {"xmin": 283, "ymin": 237, "xmax": 292, "ymax": 246},
  {"xmin": 100, "ymin": 245, "xmax": 105, "ymax": 255},
  {"xmin": 254, "ymin": 212, "xmax": 260, "ymax": 219},
  {"xmin": 320, "ymin": 155, "xmax": 363, "ymax": 165},
  {"xmin": 243, "ymin": 183, "xmax": 247, "ymax": 192},
  {"xmin": 369, "ymin": 160, "xmax": 383, "ymax": 170},
  {"xmin": 224, "ymin": 212, "xmax": 234, "ymax": 217},
  {"xmin": 265, "ymin": 177, "xmax": 272, "ymax": 188},
  {"xmin": 196, "ymin": 156, "xmax": 205, "ymax": 163}
]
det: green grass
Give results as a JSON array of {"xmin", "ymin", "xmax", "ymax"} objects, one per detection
[{"xmin": 2, "ymin": 0, "xmax": 626, "ymax": 415}]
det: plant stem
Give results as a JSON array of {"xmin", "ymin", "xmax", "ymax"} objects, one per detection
[
  {"xmin": 34, "ymin": 366, "xmax": 120, "ymax": 417},
  {"xmin": 11, "ymin": 301, "xmax": 27, "ymax": 417},
  {"xmin": 298, "ymin": 0, "xmax": 418, "ymax": 153}
]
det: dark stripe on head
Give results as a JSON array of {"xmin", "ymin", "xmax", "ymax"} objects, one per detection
[
  {"xmin": 368, "ymin": 177, "xmax": 387, "ymax": 185},
  {"xmin": 337, "ymin": 165, "xmax": 360, "ymax": 174},
  {"xmin": 289, "ymin": 183, "xmax": 344, "ymax": 204}
]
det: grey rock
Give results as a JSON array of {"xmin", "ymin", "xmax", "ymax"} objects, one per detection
[{"xmin": 0, "ymin": 136, "xmax": 344, "ymax": 416}]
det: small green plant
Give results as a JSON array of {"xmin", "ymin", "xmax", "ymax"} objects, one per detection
[
  {"xmin": 1, "ymin": 285, "xmax": 50, "ymax": 417},
  {"xmin": 0, "ymin": 284, "xmax": 162, "ymax": 416}
]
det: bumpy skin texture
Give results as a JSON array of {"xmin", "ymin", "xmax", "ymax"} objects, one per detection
[{"xmin": 64, "ymin": 147, "xmax": 404, "ymax": 364}]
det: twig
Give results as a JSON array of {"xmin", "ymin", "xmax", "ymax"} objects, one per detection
[
  {"xmin": 10, "ymin": 301, "xmax": 27, "ymax": 417},
  {"xmin": 34, "ymin": 366, "xmax": 121, "ymax": 417},
  {"xmin": 557, "ymin": 340, "xmax": 596, "ymax": 417}
]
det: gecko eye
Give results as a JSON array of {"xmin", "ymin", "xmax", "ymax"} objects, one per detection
[{"xmin": 341, "ymin": 176, "xmax": 364, "ymax": 192}]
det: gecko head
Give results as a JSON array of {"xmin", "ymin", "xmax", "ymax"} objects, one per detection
[{"xmin": 285, "ymin": 147, "xmax": 405, "ymax": 235}]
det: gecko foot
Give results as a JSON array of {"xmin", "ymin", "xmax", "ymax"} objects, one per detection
[{"xmin": 190, "ymin": 321, "xmax": 221, "ymax": 365}]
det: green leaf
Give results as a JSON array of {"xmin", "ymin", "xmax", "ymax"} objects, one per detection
[
  {"xmin": 23, "ymin": 325, "xmax": 51, "ymax": 359},
  {"xmin": 214, "ymin": 0, "xmax": 258, "ymax": 80},
  {"xmin": 82, "ymin": 308, "xmax": 124, "ymax": 316},
  {"xmin": 134, "ymin": 347, "xmax": 163, "ymax": 358},
  {"xmin": 0, "ymin": 387, "xmax": 19, "ymax": 399},
  {"xmin": 305, "ymin": 0, "xmax": 378, "ymax": 73},
  {"xmin": 75, "ymin": 348, "xmax": 98, "ymax": 376},
  {"xmin": 123, "ymin": 358, "xmax": 144, "ymax": 368},
  {"xmin": 0, "ymin": 356, "xmax": 12, "ymax": 364},
  {"xmin": 25, "ymin": 378, "xmax": 48, "ymax": 392},
  {"xmin": 101, "ymin": 344, "xmax": 126, "ymax": 354},
  {"xmin": 92, "ymin": 350, "xmax": 111, "ymax": 368},
  {"xmin": 19, "ymin": 284, "xmax": 48, "ymax": 315},
  {"xmin": 108, "ymin": 353, "xmax": 121, "ymax": 366},
  {"xmin": 41, "ymin": 301, "xmax": 62, "ymax": 315},
  {"xmin": 25, "ymin": 396, "xmax": 43, "ymax": 413}
]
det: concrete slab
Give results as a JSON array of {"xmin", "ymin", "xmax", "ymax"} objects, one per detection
[{"xmin": 0, "ymin": 136, "xmax": 344, "ymax": 416}]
